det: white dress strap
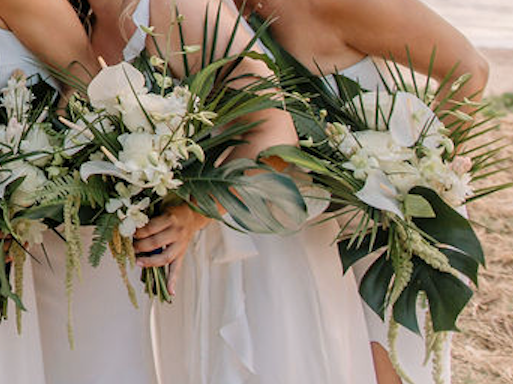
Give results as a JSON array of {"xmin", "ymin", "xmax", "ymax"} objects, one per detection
[{"xmin": 123, "ymin": 0, "xmax": 151, "ymax": 62}]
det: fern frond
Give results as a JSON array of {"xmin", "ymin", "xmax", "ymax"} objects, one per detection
[{"xmin": 89, "ymin": 213, "xmax": 120, "ymax": 267}]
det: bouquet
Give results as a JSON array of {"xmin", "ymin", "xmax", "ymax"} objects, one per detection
[
  {"xmin": 0, "ymin": 71, "xmax": 58, "ymax": 333},
  {"xmin": 36, "ymin": 10, "xmax": 307, "ymax": 346},
  {"xmin": 257, "ymin": 29, "xmax": 509, "ymax": 383}
]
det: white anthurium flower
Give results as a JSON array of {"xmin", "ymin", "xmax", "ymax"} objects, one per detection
[
  {"xmin": 351, "ymin": 91, "xmax": 395, "ymax": 131},
  {"xmin": 7, "ymin": 161, "xmax": 48, "ymax": 208},
  {"xmin": 355, "ymin": 169, "xmax": 404, "ymax": 219},
  {"xmin": 80, "ymin": 160, "xmax": 140, "ymax": 185},
  {"xmin": 87, "ymin": 62, "xmax": 147, "ymax": 114},
  {"xmin": 388, "ymin": 92, "xmax": 445, "ymax": 148},
  {"xmin": 20, "ymin": 125, "xmax": 53, "ymax": 166}
]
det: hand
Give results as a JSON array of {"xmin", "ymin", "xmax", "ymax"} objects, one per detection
[{"xmin": 133, "ymin": 204, "xmax": 210, "ymax": 293}]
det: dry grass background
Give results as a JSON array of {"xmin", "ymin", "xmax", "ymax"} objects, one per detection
[{"xmin": 451, "ymin": 50, "xmax": 513, "ymax": 384}]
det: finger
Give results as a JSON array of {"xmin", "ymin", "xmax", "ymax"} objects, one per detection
[
  {"xmin": 167, "ymin": 256, "xmax": 185, "ymax": 296},
  {"xmin": 134, "ymin": 213, "xmax": 174, "ymax": 240},
  {"xmin": 133, "ymin": 228, "xmax": 181, "ymax": 253},
  {"xmin": 136, "ymin": 243, "xmax": 180, "ymax": 268}
]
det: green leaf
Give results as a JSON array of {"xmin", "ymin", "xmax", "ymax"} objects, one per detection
[
  {"xmin": 393, "ymin": 270, "xmax": 422, "ymax": 334},
  {"xmin": 260, "ymin": 145, "xmax": 332, "ymax": 175},
  {"xmin": 179, "ymin": 147, "xmax": 307, "ymax": 234},
  {"xmin": 403, "ymin": 194, "xmax": 436, "ymax": 218},
  {"xmin": 338, "ymin": 229, "xmax": 389, "ymax": 273},
  {"xmin": 411, "ymin": 187, "xmax": 484, "ymax": 265},
  {"xmin": 359, "ymin": 253, "xmax": 394, "ymax": 320},
  {"xmin": 416, "ymin": 260, "xmax": 473, "ymax": 332},
  {"xmin": 89, "ymin": 214, "xmax": 120, "ymax": 267}
]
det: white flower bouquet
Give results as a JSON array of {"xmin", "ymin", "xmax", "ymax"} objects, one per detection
[
  {"xmin": 259, "ymin": 38, "xmax": 509, "ymax": 382},
  {"xmin": 33, "ymin": 13, "xmax": 307, "ymax": 345},
  {"xmin": 0, "ymin": 71, "xmax": 59, "ymax": 332}
]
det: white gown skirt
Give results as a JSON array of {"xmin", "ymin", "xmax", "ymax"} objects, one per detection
[
  {"xmin": 152, "ymin": 219, "xmax": 378, "ymax": 384},
  {"xmin": 0, "ymin": 258, "xmax": 46, "ymax": 384},
  {"xmin": 30, "ymin": 227, "xmax": 158, "ymax": 384}
]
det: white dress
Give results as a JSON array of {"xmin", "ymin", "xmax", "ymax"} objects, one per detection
[
  {"xmin": 0, "ymin": 5, "xmax": 159, "ymax": 384},
  {"xmin": 325, "ymin": 58, "xmax": 452, "ymax": 384},
  {"xmin": 148, "ymin": 1, "xmax": 378, "ymax": 382}
]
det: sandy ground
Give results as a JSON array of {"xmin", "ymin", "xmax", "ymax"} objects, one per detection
[{"xmin": 451, "ymin": 48, "xmax": 513, "ymax": 384}]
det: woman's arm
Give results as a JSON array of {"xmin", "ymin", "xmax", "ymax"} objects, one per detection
[
  {"xmin": 323, "ymin": 0, "xmax": 489, "ymax": 100},
  {"xmin": 135, "ymin": 0, "xmax": 297, "ymax": 282},
  {"xmin": 149, "ymin": 0, "xmax": 298, "ymax": 159},
  {"xmin": 0, "ymin": 0, "xmax": 100, "ymax": 85}
]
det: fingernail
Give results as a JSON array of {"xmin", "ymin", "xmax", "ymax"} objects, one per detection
[{"xmin": 136, "ymin": 261, "xmax": 144, "ymax": 267}]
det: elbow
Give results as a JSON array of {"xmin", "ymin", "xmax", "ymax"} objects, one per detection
[
  {"xmin": 457, "ymin": 50, "xmax": 490, "ymax": 95},
  {"xmin": 470, "ymin": 52, "xmax": 490, "ymax": 89}
]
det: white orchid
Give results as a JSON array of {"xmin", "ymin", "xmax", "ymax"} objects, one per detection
[
  {"xmin": 343, "ymin": 149, "xmax": 380, "ymax": 180},
  {"xmin": 106, "ymin": 184, "xmax": 151, "ymax": 237}
]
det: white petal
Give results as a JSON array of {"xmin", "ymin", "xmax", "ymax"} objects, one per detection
[{"xmin": 355, "ymin": 170, "xmax": 404, "ymax": 219}]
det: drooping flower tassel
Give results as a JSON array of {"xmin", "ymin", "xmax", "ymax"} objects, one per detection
[
  {"xmin": 387, "ymin": 315, "xmax": 415, "ymax": 384},
  {"xmin": 423, "ymin": 309, "xmax": 448, "ymax": 384},
  {"xmin": 11, "ymin": 242, "xmax": 26, "ymax": 334},
  {"xmin": 109, "ymin": 227, "xmax": 138, "ymax": 309},
  {"xmin": 64, "ymin": 195, "xmax": 83, "ymax": 349}
]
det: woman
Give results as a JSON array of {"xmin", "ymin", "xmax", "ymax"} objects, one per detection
[
  {"xmin": 232, "ymin": 0, "xmax": 489, "ymax": 383},
  {"xmin": 0, "ymin": 1, "xmax": 162, "ymax": 383},
  {"xmin": 83, "ymin": 0, "xmax": 379, "ymax": 383}
]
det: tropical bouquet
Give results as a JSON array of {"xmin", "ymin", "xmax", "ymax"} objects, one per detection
[
  {"xmin": 35, "ymin": 8, "xmax": 306, "ymax": 345},
  {"xmin": 0, "ymin": 71, "xmax": 58, "ymax": 333},
  {"xmin": 256, "ymin": 23, "xmax": 509, "ymax": 383}
]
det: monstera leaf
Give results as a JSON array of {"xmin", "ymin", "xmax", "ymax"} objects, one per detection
[{"xmin": 178, "ymin": 142, "xmax": 307, "ymax": 235}]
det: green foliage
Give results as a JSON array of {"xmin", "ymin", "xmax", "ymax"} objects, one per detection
[
  {"xmin": 89, "ymin": 213, "xmax": 121, "ymax": 267},
  {"xmin": 37, "ymin": 173, "xmax": 108, "ymax": 208},
  {"xmin": 483, "ymin": 92, "xmax": 513, "ymax": 117},
  {"xmin": 178, "ymin": 142, "xmax": 307, "ymax": 234}
]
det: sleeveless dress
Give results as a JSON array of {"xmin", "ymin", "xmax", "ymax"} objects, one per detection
[
  {"xmin": 0, "ymin": 4, "xmax": 158, "ymax": 384},
  {"xmin": 145, "ymin": 1, "xmax": 378, "ymax": 383},
  {"xmin": 325, "ymin": 59, "xmax": 452, "ymax": 384}
]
